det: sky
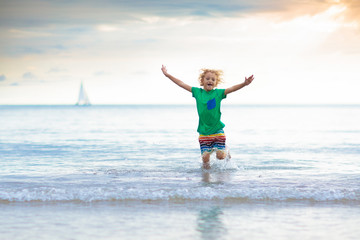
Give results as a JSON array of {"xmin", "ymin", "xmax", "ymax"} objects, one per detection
[{"xmin": 0, "ymin": 0, "xmax": 359, "ymax": 105}]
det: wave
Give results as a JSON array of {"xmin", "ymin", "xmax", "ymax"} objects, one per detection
[{"xmin": 1, "ymin": 185, "xmax": 359, "ymax": 203}]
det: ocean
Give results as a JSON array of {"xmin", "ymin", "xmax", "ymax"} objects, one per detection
[{"xmin": 0, "ymin": 105, "xmax": 359, "ymax": 239}]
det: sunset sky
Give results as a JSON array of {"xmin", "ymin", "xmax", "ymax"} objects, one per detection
[{"xmin": 0, "ymin": 0, "xmax": 359, "ymax": 105}]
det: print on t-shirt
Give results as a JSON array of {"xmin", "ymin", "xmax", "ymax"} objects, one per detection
[{"xmin": 207, "ymin": 98, "xmax": 216, "ymax": 110}]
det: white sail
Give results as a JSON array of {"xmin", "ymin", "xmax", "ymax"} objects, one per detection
[{"xmin": 76, "ymin": 82, "xmax": 91, "ymax": 106}]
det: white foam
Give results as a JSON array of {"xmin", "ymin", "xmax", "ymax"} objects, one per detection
[
  {"xmin": 1, "ymin": 185, "xmax": 359, "ymax": 203},
  {"xmin": 198, "ymin": 146, "xmax": 240, "ymax": 171}
]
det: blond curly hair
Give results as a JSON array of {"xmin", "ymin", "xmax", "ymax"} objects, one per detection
[{"xmin": 198, "ymin": 68, "xmax": 224, "ymax": 87}]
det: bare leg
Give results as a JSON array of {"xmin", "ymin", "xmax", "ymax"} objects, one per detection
[
  {"xmin": 216, "ymin": 150, "xmax": 226, "ymax": 160},
  {"xmin": 202, "ymin": 152, "xmax": 211, "ymax": 169}
]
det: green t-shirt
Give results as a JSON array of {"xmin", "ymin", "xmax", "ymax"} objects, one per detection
[{"xmin": 192, "ymin": 87, "xmax": 227, "ymax": 135}]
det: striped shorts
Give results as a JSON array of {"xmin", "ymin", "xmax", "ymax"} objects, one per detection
[{"xmin": 198, "ymin": 129, "xmax": 226, "ymax": 155}]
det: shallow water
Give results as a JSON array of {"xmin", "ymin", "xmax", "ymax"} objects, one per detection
[
  {"xmin": 0, "ymin": 105, "xmax": 360, "ymax": 239},
  {"xmin": 1, "ymin": 201, "xmax": 360, "ymax": 240}
]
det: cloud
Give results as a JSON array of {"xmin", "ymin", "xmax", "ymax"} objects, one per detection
[
  {"xmin": 48, "ymin": 67, "xmax": 67, "ymax": 73},
  {"xmin": 2, "ymin": 0, "xmax": 358, "ymax": 58},
  {"xmin": 96, "ymin": 25, "xmax": 120, "ymax": 32},
  {"xmin": 0, "ymin": 0, "xmax": 349, "ymax": 29},
  {"xmin": 94, "ymin": 71, "xmax": 109, "ymax": 76},
  {"xmin": 341, "ymin": 0, "xmax": 360, "ymax": 22},
  {"xmin": 23, "ymin": 72, "xmax": 35, "ymax": 79},
  {"xmin": 0, "ymin": 74, "xmax": 6, "ymax": 81},
  {"xmin": 0, "ymin": 28, "xmax": 82, "ymax": 56}
]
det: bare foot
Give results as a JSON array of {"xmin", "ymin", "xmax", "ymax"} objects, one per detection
[{"xmin": 203, "ymin": 162, "xmax": 211, "ymax": 170}]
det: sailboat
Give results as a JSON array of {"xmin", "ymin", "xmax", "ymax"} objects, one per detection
[{"xmin": 76, "ymin": 82, "xmax": 91, "ymax": 106}]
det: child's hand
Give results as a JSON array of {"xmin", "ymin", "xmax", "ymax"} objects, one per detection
[
  {"xmin": 225, "ymin": 74, "xmax": 254, "ymax": 95},
  {"xmin": 161, "ymin": 65, "xmax": 168, "ymax": 76},
  {"xmin": 244, "ymin": 75, "xmax": 254, "ymax": 86}
]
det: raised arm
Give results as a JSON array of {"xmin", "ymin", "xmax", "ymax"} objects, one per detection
[
  {"xmin": 161, "ymin": 65, "xmax": 192, "ymax": 92},
  {"xmin": 224, "ymin": 75, "xmax": 254, "ymax": 95}
]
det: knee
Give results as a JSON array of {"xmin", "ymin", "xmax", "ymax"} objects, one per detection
[
  {"xmin": 216, "ymin": 151, "xmax": 226, "ymax": 160},
  {"xmin": 202, "ymin": 152, "xmax": 211, "ymax": 163}
]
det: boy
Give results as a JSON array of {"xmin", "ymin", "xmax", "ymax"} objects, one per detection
[{"xmin": 161, "ymin": 65, "xmax": 254, "ymax": 169}]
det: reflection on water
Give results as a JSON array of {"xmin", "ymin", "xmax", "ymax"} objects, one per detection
[
  {"xmin": 196, "ymin": 206, "xmax": 227, "ymax": 240},
  {"xmin": 201, "ymin": 171, "xmax": 232, "ymax": 184}
]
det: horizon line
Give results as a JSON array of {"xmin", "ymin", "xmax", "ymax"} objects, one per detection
[{"xmin": 1, "ymin": 103, "xmax": 360, "ymax": 107}]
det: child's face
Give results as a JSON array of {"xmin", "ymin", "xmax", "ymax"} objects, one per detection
[{"xmin": 202, "ymin": 72, "xmax": 217, "ymax": 92}]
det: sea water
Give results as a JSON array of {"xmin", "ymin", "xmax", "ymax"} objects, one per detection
[{"xmin": 0, "ymin": 105, "xmax": 359, "ymax": 240}]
